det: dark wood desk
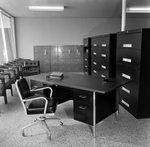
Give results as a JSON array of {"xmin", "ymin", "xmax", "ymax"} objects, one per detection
[{"xmin": 26, "ymin": 73, "xmax": 129, "ymax": 137}]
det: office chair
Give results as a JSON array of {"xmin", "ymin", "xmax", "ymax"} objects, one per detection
[{"xmin": 15, "ymin": 78, "xmax": 63, "ymax": 140}]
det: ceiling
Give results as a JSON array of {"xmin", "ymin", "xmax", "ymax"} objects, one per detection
[{"xmin": 0, "ymin": 0, "xmax": 150, "ymax": 18}]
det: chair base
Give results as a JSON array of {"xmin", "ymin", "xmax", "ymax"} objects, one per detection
[{"xmin": 22, "ymin": 116, "xmax": 63, "ymax": 140}]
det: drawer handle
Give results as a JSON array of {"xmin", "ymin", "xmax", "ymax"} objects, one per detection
[
  {"xmin": 85, "ymin": 65, "xmax": 87, "ymax": 68},
  {"xmin": 121, "ymin": 86, "xmax": 130, "ymax": 94},
  {"xmin": 79, "ymin": 106, "xmax": 87, "ymax": 110},
  {"xmin": 102, "ymin": 44, "xmax": 106, "ymax": 47},
  {"xmin": 85, "ymin": 59, "xmax": 87, "ymax": 61},
  {"xmin": 101, "ymin": 54, "xmax": 106, "ymax": 57},
  {"xmin": 93, "ymin": 62, "xmax": 97, "ymax": 65},
  {"xmin": 79, "ymin": 95, "xmax": 87, "ymax": 99},
  {"xmin": 122, "ymin": 58, "xmax": 131, "ymax": 63},
  {"xmin": 101, "ymin": 65, "xmax": 106, "ymax": 69},
  {"xmin": 93, "ymin": 70, "xmax": 97, "ymax": 73},
  {"xmin": 101, "ymin": 74, "xmax": 105, "ymax": 77},
  {"xmin": 122, "ymin": 73, "xmax": 131, "ymax": 79},
  {"xmin": 123, "ymin": 44, "xmax": 132, "ymax": 48},
  {"xmin": 93, "ymin": 44, "xmax": 97, "ymax": 46},
  {"xmin": 85, "ymin": 72, "xmax": 88, "ymax": 74},
  {"xmin": 121, "ymin": 99, "xmax": 129, "ymax": 107},
  {"xmin": 93, "ymin": 52, "xmax": 97, "ymax": 55},
  {"xmin": 44, "ymin": 50, "xmax": 47, "ymax": 55},
  {"xmin": 84, "ymin": 44, "xmax": 87, "ymax": 46}
]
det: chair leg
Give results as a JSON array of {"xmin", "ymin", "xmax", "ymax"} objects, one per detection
[
  {"xmin": 10, "ymin": 85, "xmax": 13, "ymax": 96},
  {"xmin": 3, "ymin": 90, "xmax": 7, "ymax": 104},
  {"xmin": 41, "ymin": 120, "xmax": 51, "ymax": 140},
  {"xmin": 22, "ymin": 119, "xmax": 40, "ymax": 137}
]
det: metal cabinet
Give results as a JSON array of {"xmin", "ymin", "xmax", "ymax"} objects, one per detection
[{"xmin": 116, "ymin": 28, "xmax": 150, "ymax": 118}]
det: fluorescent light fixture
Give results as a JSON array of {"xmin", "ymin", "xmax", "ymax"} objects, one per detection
[
  {"xmin": 126, "ymin": 7, "xmax": 150, "ymax": 13},
  {"xmin": 29, "ymin": 6, "xmax": 64, "ymax": 11}
]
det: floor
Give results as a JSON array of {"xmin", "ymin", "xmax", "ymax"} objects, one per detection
[{"xmin": 0, "ymin": 85, "xmax": 150, "ymax": 147}]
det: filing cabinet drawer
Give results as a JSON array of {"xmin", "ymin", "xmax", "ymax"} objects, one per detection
[
  {"xmin": 91, "ymin": 56, "xmax": 100, "ymax": 68},
  {"xmin": 120, "ymin": 82, "xmax": 139, "ymax": 99},
  {"xmin": 74, "ymin": 101, "xmax": 93, "ymax": 125},
  {"xmin": 99, "ymin": 48, "xmax": 109, "ymax": 60},
  {"xmin": 99, "ymin": 36, "xmax": 109, "ymax": 48},
  {"xmin": 58, "ymin": 52, "xmax": 66, "ymax": 59},
  {"xmin": 50, "ymin": 46, "xmax": 58, "ymax": 53},
  {"xmin": 73, "ymin": 89, "xmax": 93, "ymax": 104},
  {"xmin": 74, "ymin": 64, "xmax": 82, "ymax": 72},
  {"xmin": 99, "ymin": 58, "xmax": 109, "ymax": 69},
  {"xmin": 117, "ymin": 64, "xmax": 140, "ymax": 83},
  {"xmin": 91, "ymin": 69, "xmax": 100, "ymax": 76},
  {"xmin": 51, "ymin": 53, "xmax": 58, "ymax": 59},
  {"xmin": 117, "ymin": 49, "xmax": 141, "ymax": 67},
  {"xmin": 84, "ymin": 57, "xmax": 88, "ymax": 64},
  {"xmin": 120, "ymin": 90, "xmax": 138, "ymax": 116},
  {"xmin": 100, "ymin": 68, "xmax": 108, "ymax": 78},
  {"xmin": 117, "ymin": 32, "xmax": 142, "ymax": 50}
]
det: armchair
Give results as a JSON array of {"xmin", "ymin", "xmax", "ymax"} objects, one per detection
[{"xmin": 15, "ymin": 78, "xmax": 63, "ymax": 140}]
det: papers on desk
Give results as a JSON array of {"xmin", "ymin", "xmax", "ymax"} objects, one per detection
[{"xmin": 46, "ymin": 72, "xmax": 64, "ymax": 79}]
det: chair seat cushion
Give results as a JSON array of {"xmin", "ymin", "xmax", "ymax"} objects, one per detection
[{"xmin": 27, "ymin": 96, "xmax": 57, "ymax": 114}]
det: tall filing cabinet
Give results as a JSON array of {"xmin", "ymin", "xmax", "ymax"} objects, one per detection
[
  {"xmin": 91, "ymin": 34, "xmax": 116, "ymax": 78},
  {"xmin": 83, "ymin": 38, "xmax": 91, "ymax": 75},
  {"xmin": 116, "ymin": 28, "xmax": 150, "ymax": 118}
]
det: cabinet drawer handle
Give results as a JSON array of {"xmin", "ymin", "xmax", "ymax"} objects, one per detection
[
  {"xmin": 93, "ymin": 70, "xmax": 97, "ymax": 73},
  {"xmin": 85, "ymin": 59, "xmax": 87, "ymax": 61},
  {"xmin": 101, "ymin": 65, "xmax": 106, "ymax": 69},
  {"xmin": 122, "ymin": 73, "xmax": 131, "ymax": 79},
  {"xmin": 121, "ymin": 86, "xmax": 130, "ymax": 94},
  {"xmin": 101, "ymin": 54, "xmax": 106, "ymax": 57},
  {"xmin": 93, "ymin": 52, "xmax": 97, "ymax": 55},
  {"xmin": 121, "ymin": 99, "xmax": 129, "ymax": 107},
  {"xmin": 44, "ymin": 50, "xmax": 47, "ymax": 55},
  {"xmin": 84, "ymin": 44, "xmax": 87, "ymax": 46},
  {"xmin": 122, "ymin": 58, "xmax": 131, "ymax": 63},
  {"xmin": 93, "ymin": 44, "xmax": 97, "ymax": 46},
  {"xmin": 79, "ymin": 106, "xmax": 87, "ymax": 110},
  {"xmin": 123, "ymin": 44, "xmax": 132, "ymax": 48},
  {"xmin": 101, "ymin": 74, "xmax": 105, "ymax": 77},
  {"xmin": 79, "ymin": 95, "xmax": 87, "ymax": 99},
  {"xmin": 85, "ymin": 65, "xmax": 87, "ymax": 68},
  {"xmin": 93, "ymin": 62, "xmax": 97, "ymax": 65},
  {"xmin": 102, "ymin": 44, "xmax": 106, "ymax": 47}
]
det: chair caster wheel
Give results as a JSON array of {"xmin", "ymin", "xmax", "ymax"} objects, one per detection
[
  {"xmin": 22, "ymin": 131, "xmax": 25, "ymax": 137},
  {"xmin": 60, "ymin": 122, "xmax": 63, "ymax": 126}
]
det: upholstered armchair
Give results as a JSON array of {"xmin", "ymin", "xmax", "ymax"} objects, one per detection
[{"xmin": 15, "ymin": 78, "xmax": 63, "ymax": 140}]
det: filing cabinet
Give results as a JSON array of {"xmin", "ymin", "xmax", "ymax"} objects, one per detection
[
  {"xmin": 116, "ymin": 28, "xmax": 150, "ymax": 118},
  {"xmin": 34, "ymin": 45, "xmax": 83, "ymax": 73},
  {"xmin": 83, "ymin": 38, "xmax": 91, "ymax": 75}
]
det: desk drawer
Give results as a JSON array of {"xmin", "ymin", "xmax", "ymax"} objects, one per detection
[
  {"xmin": 73, "ymin": 90, "xmax": 93, "ymax": 104},
  {"xmin": 74, "ymin": 101, "xmax": 93, "ymax": 125}
]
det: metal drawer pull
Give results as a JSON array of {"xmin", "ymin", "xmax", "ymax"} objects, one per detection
[
  {"xmin": 121, "ymin": 99, "xmax": 129, "ymax": 107},
  {"xmin": 93, "ymin": 52, "xmax": 97, "ymax": 55},
  {"xmin": 79, "ymin": 95, "xmax": 87, "ymax": 99},
  {"xmin": 101, "ymin": 54, "xmax": 106, "ymax": 57},
  {"xmin": 122, "ymin": 58, "xmax": 131, "ymax": 63},
  {"xmin": 101, "ymin": 65, "xmax": 106, "ymax": 69},
  {"xmin": 79, "ymin": 106, "xmax": 87, "ymax": 110},
  {"xmin": 123, "ymin": 44, "xmax": 132, "ymax": 48},
  {"xmin": 121, "ymin": 86, "xmax": 130, "ymax": 94},
  {"xmin": 85, "ymin": 59, "xmax": 87, "ymax": 61},
  {"xmin": 122, "ymin": 73, "xmax": 131, "ymax": 79},
  {"xmin": 102, "ymin": 44, "xmax": 106, "ymax": 47},
  {"xmin": 101, "ymin": 75, "xmax": 105, "ymax": 77},
  {"xmin": 93, "ymin": 70, "xmax": 97, "ymax": 73},
  {"xmin": 85, "ymin": 72, "xmax": 88, "ymax": 74},
  {"xmin": 85, "ymin": 65, "xmax": 87, "ymax": 68},
  {"xmin": 93, "ymin": 44, "xmax": 97, "ymax": 46},
  {"xmin": 44, "ymin": 50, "xmax": 47, "ymax": 55},
  {"xmin": 93, "ymin": 62, "xmax": 97, "ymax": 65},
  {"xmin": 85, "ymin": 44, "xmax": 87, "ymax": 46}
]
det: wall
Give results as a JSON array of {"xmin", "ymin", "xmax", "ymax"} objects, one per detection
[
  {"xmin": 15, "ymin": 17, "xmax": 150, "ymax": 59},
  {"xmin": 15, "ymin": 17, "xmax": 121, "ymax": 59}
]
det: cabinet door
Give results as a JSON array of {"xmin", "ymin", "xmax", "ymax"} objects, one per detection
[{"xmin": 74, "ymin": 45, "xmax": 83, "ymax": 59}]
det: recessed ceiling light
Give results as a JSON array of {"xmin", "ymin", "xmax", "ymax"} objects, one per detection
[
  {"xmin": 29, "ymin": 6, "xmax": 64, "ymax": 11},
  {"xmin": 126, "ymin": 7, "xmax": 150, "ymax": 13}
]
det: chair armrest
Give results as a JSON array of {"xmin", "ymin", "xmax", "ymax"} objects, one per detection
[
  {"xmin": 23, "ymin": 95, "xmax": 48, "ymax": 115},
  {"xmin": 0, "ymin": 72, "xmax": 11, "ymax": 79},
  {"xmin": 31, "ymin": 86, "xmax": 53, "ymax": 97}
]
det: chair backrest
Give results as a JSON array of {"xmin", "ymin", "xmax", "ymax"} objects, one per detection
[{"xmin": 15, "ymin": 78, "xmax": 31, "ymax": 100}]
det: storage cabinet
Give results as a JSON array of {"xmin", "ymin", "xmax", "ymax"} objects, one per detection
[
  {"xmin": 116, "ymin": 28, "xmax": 150, "ymax": 118},
  {"xmin": 34, "ymin": 45, "xmax": 83, "ymax": 73},
  {"xmin": 83, "ymin": 38, "xmax": 91, "ymax": 75},
  {"xmin": 90, "ymin": 34, "xmax": 116, "ymax": 78}
]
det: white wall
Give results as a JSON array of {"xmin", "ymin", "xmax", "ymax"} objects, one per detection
[
  {"xmin": 15, "ymin": 17, "xmax": 150, "ymax": 59},
  {"xmin": 15, "ymin": 17, "xmax": 121, "ymax": 59}
]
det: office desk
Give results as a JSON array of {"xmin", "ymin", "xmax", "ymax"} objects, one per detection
[{"xmin": 26, "ymin": 73, "xmax": 129, "ymax": 137}]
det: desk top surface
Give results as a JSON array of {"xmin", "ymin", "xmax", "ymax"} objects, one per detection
[{"xmin": 26, "ymin": 73, "xmax": 129, "ymax": 94}]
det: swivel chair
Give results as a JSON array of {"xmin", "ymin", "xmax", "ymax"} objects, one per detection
[{"xmin": 15, "ymin": 78, "xmax": 63, "ymax": 140}]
